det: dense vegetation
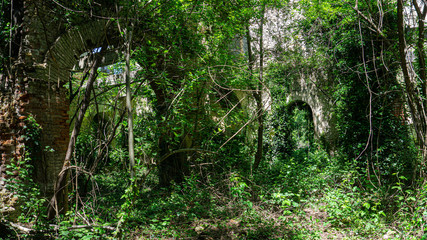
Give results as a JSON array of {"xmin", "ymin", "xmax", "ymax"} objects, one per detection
[{"xmin": 1, "ymin": 0, "xmax": 427, "ymax": 239}]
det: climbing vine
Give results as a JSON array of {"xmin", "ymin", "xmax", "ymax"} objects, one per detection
[
  {"xmin": 297, "ymin": 0, "xmax": 416, "ymax": 183},
  {"xmin": 4, "ymin": 115, "xmax": 46, "ymax": 229}
]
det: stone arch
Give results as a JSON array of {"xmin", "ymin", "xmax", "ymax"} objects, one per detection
[
  {"xmin": 22, "ymin": 20, "xmax": 114, "ymax": 197},
  {"xmin": 286, "ymin": 100, "xmax": 314, "ymax": 124},
  {"xmin": 285, "ymin": 73, "xmax": 337, "ymax": 151},
  {"xmin": 36, "ymin": 20, "xmax": 111, "ymax": 83},
  {"xmin": 285, "ymin": 100, "xmax": 315, "ymax": 150},
  {"xmin": 286, "ymin": 94, "xmax": 325, "ymax": 138}
]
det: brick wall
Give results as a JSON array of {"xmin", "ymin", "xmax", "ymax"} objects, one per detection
[{"xmin": 1, "ymin": 0, "xmax": 109, "ymax": 217}]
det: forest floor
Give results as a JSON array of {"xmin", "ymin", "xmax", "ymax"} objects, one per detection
[
  {"xmin": 86, "ymin": 163, "xmax": 424, "ymax": 240},
  {"xmin": 121, "ymin": 184, "xmax": 412, "ymax": 240},
  {"xmin": 127, "ymin": 201, "xmax": 402, "ymax": 240}
]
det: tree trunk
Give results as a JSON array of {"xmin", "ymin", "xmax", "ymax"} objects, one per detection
[
  {"xmin": 149, "ymin": 81, "xmax": 186, "ymax": 186},
  {"xmin": 47, "ymin": 45, "xmax": 105, "ymax": 219},
  {"xmin": 397, "ymin": 0, "xmax": 427, "ymax": 164},
  {"xmin": 252, "ymin": 6, "xmax": 265, "ymax": 170},
  {"xmin": 412, "ymin": 0, "xmax": 427, "ymax": 164},
  {"xmin": 125, "ymin": 28, "xmax": 135, "ymax": 178}
]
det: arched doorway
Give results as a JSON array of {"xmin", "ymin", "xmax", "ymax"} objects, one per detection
[
  {"xmin": 283, "ymin": 100, "xmax": 316, "ymax": 163},
  {"xmin": 267, "ymin": 100, "xmax": 316, "ymax": 163}
]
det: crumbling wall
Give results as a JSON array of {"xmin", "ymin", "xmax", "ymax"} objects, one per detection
[{"xmin": 0, "ymin": 0, "xmax": 109, "ymax": 217}]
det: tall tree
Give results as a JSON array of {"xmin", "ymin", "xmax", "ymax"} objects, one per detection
[
  {"xmin": 398, "ymin": 0, "xmax": 427, "ymax": 169},
  {"xmin": 252, "ymin": 4, "xmax": 266, "ymax": 170},
  {"xmin": 125, "ymin": 27, "xmax": 135, "ymax": 178},
  {"xmin": 48, "ymin": 43, "xmax": 107, "ymax": 219},
  {"xmin": 296, "ymin": 0, "xmax": 416, "ymax": 181}
]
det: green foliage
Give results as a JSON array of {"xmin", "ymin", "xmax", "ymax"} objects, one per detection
[
  {"xmin": 297, "ymin": 0, "xmax": 416, "ymax": 185},
  {"xmin": 4, "ymin": 153, "xmax": 46, "ymax": 223},
  {"xmin": 3, "ymin": 115, "xmax": 48, "ymax": 238},
  {"xmin": 57, "ymin": 220, "xmax": 97, "ymax": 240},
  {"xmin": 230, "ymin": 173, "xmax": 252, "ymax": 207},
  {"xmin": 388, "ymin": 175, "xmax": 427, "ymax": 237}
]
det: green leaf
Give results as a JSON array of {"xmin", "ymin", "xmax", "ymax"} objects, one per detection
[{"xmin": 363, "ymin": 202, "xmax": 370, "ymax": 209}]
